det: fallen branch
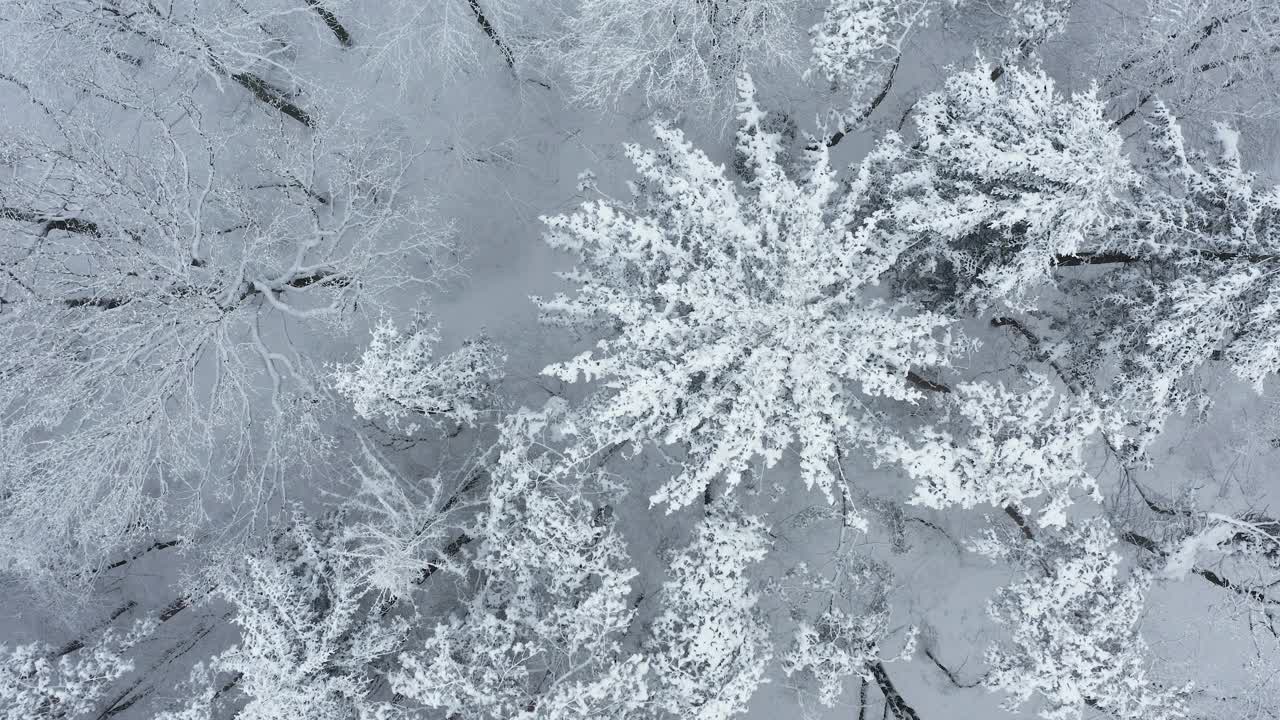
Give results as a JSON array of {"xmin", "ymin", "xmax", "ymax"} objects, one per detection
[
  {"xmin": 95, "ymin": 617, "xmax": 224, "ymax": 720},
  {"xmin": 105, "ymin": 539, "xmax": 184, "ymax": 571},
  {"xmin": 159, "ymin": 595, "xmax": 194, "ymax": 623}
]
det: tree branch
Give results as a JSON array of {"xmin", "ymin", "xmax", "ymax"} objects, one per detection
[
  {"xmin": 1052, "ymin": 251, "xmax": 1141, "ymax": 267},
  {"xmin": 1054, "ymin": 249, "xmax": 1280, "ymax": 267},
  {"xmin": 922, "ymin": 647, "xmax": 985, "ymax": 688},
  {"xmin": 1121, "ymin": 530, "xmax": 1280, "ymax": 606},
  {"xmin": 283, "ymin": 270, "xmax": 348, "ymax": 290},
  {"xmin": 1004, "ymin": 505, "xmax": 1036, "ymax": 541},
  {"xmin": 812, "ymin": 54, "xmax": 901, "ymax": 150}
]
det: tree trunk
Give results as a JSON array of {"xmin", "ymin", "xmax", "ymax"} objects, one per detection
[
  {"xmin": 306, "ymin": 1, "xmax": 353, "ymax": 47},
  {"xmin": 228, "ymin": 72, "xmax": 314, "ymax": 127},
  {"xmin": 466, "ymin": 0, "xmax": 516, "ymax": 69},
  {"xmin": 868, "ymin": 662, "xmax": 921, "ymax": 720}
]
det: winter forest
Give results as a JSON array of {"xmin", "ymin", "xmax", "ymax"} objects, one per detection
[{"xmin": 4, "ymin": 1, "xmax": 1280, "ymax": 718}]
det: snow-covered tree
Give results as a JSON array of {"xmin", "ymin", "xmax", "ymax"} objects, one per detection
[
  {"xmin": 874, "ymin": 375, "xmax": 1103, "ymax": 528},
  {"xmin": 808, "ymin": 0, "xmax": 1078, "ymax": 142},
  {"xmin": 389, "ymin": 400, "xmax": 650, "ymax": 719},
  {"xmin": 885, "ymin": 59, "xmax": 1140, "ymax": 312},
  {"xmin": 349, "ymin": 0, "xmax": 545, "ymax": 91},
  {"xmin": 0, "ymin": 110, "xmax": 450, "ymax": 584},
  {"xmin": 1087, "ymin": 0, "xmax": 1280, "ymax": 128},
  {"xmin": 552, "ymin": 0, "xmax": 811, "ymax": 115},
  {"xmin": 0, "ymin": 0, "xmax": 339, "ymax": 129},
  {"xmin": 159, "ymin": 513, "xmax": 407, "ymax": 720},
  {"xmin": 776, "ymin": 555, "xmax": 896, "ymax": 710},
  {"xmin": 538, "ymin": 75, "xmax": 952, "ymax": 517},
  {"xmin": 0, "ymin": 49, "xmax": 451, "ymax": 588},
  {"xmin": 334, "ymin": 320, "xmax": 503, "ymax": 435},
  {"xmin": 646, "ymin": 504, "xmax": 772, "ymax": 720},
  {"xmin": 879, "ymin": 59, "xmax": 1280, "ymax": 456},
  {"xmin": 997, "ymin": 0, "xmax": 1074, "ymax": 46},
  {"xmin": 982, "ymin": 518, "xmax": 1189, "ymax": 720},
  {"xmin": 8, "ymin": 3, "xmax": 1280, "ymax": 720},
  {"xmin": 808, "ymin": 0, "xmax": 949, "ymax": 135},
  {"xmin": 335, "ymin": 441, "xmax": 487, "ymax": 601},
  {"xmin": 0, "ymin": 617, "xmax": 153, "ymax": 720}
]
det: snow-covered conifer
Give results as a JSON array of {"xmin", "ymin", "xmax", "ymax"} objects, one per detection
[
  {"xmin": 879, "ymin": 60, "xmax": 1280, "ymax": 457},
  {"xmin": 1108, "ymin": 106, "xmax": 1280, "ymax": 437},
  {"xmin": 539, "ymin": 75, "xmax": 952, "ymax": 515}
]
